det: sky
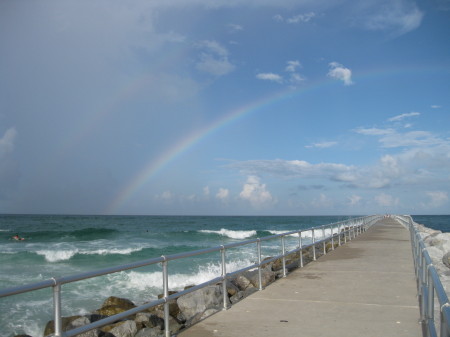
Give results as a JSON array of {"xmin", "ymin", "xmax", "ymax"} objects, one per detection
[{"xmin": 0, "ymin": 0, "xmax": 449, "ymax": 216}]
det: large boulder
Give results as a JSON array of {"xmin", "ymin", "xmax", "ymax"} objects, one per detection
[
  {"xmin": 44, "ymin": 315, "xmax": 82, "ymax": 337},
  {"xmin": 95, "ymin": 296, "xmax": 136, "ymax": 317},
  {"xmin": 232, "ymin": 274, "xmax": 252, "ymax": 290},
  {"xmin": 135, "ymin": 327, "xmax": 165, "ymax": 337},
  {"xmin": 65, "ymin": 316, "xmax": 99, "ymax": 337},
  {"xmin": 177, "ymin": 285, "xmax": 228, "ymax": 322},
  {"xmin": 135, "ymin": 312, "xmax": 164, "ymax": 330},
  {"xmin": 101, "ymin": 320, "xmax": 137, "ymax": 337},
  {"xmin": 245, "ymin": 266, "xmax": 275, "ymax": 288}
]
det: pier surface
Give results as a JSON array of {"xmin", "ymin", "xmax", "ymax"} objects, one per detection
[{"xmin": 179, "ymin": 218, "xmax": 421, "ymax": 337}]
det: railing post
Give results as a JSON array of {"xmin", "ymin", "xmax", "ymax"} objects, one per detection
[
  {"xmin": 330, "ymin": 225, "xmax": 334, "ymax": 250},
  {"xmin": 339, "ymin": 224, "xmax": 342, "ymax": 246},
  {"xmin": 440, "ymin": 303, "xmax": 450, "ymax": 337},
  {"xmin": 281, "ymin": 236, "xmax": 287, "ymax": 277},
  {"xmin": 344, "ymin": 225, "xmax": 348, "ymax": 243},
  {"xmin": 162, "ymin": 258, "xmax": 170, "ymax": 337},
  {"xmin": 298, "ymin": 232, "xmax": 303, "ymax": 268},
  {"xmin": 221, "ymin": 246, "xmax": 228, "ymax": 310},
  {"xmin": 52, "ymin": 282, "xmax": 62, "ymax": 337},
  {"xmin": 427, "ymin": 265, "xmax": 435, "ymax": 324},
  {"xmin": 312, "ymin": 229, "xmax": 316, "ymax": 261},
  {"xmin": 257, "ymin": 239, "xmax": 263, "ymax": 290},
  {"xmin": 322, "ymin": 227, "xmax": 326, "ymax": 255}
]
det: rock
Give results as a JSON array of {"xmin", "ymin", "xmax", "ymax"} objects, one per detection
[
  {"xmin": 226, "ymin": 281, "xmax": 239, "ymax": 296},
  {"xmin": 443, "ymin": 252, "xmax": 450, "ymax": 269},
  {"xmin": 177, "ymin": 285, "xmax": 228, "ymax": 322},
  {"xmin": 95, "ymin": 305, "xmax": 132, "ymax": 317},
  {"xmin": 101, "ymin": 320, "xmax": 137, "ymax": 337},
  {"xmin": 135, "ymin": 312, "xmax": 164, "ymax": 330},
  {"xmin": 135, "ymin": 327, "xmax": 165, "ymax": 337},
  {"xmin": 245, "ymin": 266, "xmax": 275, "ymax": 288},
  {"xmin": 102, "ymin": 296, "xmax": 136, "ymax": 309},
  {"xmin": 232, "ymin": 274, "xmax": 251, "ymax": 290},
  {"xmin": 44, "ymin": 315, "xmax": 82, "ymax": 336},
  {"xmin": 155, "ymin": 292, "xmax": 180, "ymax": 318},
  {"xmin": 230, "ymin": 290, "xmax": 244, "ymax": 303},
  {"xmin": 242, "ymin": 287, "xmax": 258, "ymax": 297},
  {"xmin": 163, "ymin": 314, "xmax": 183, "ymax": 334},
  {"xmin": 66, "ymin": 316, "xmax": 99, "ymax": 337},
  {"xmin": 95, "ymin": 296, "xmax": 136, "ymax": 318}
]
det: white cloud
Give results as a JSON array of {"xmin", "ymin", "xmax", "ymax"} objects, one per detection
[
  {"xmin": 203, "ymin": 186, "xmax": 210, "ymax": 196},
  {"xmin": 305, "ymin": 141, "xmax": 337, "ymax": 149},
  {"xmin": 423, "ymin": 191, "xmax": 449, "ymax": 208},
  {"xmin": 231, "ymin": 159, "xmax": 357, "ymax": 183},
  {"xmin": 256, "ymin": 72, "xmax": 283, "ymax": 83},
  {"xmin": 374, "ymin": 193, "xmax": 399, "ymax": 207},
  {"xmin": 0, "ymin": 128, "xmax": 17, "ymax": 158},
  {"xmin": 285, "ymin": 60, "xmax": 301, "ymax": 73},
  {"xmin": 311, "ymin": 193, "xmax": 333, "ymax": 208},
  {"xmin": 327, "ymin": 62, "xmax": 353, "ymax": 85},
  {"xmin": 196, "ymin": 40, "xmax": 235, "ymax": 76},
  {"xmin": 348, "ymin": 194, "xmax": 362, "ymax": 206},
  {"xmin": 289, "ymin": 73, "xmax": 306, "ymax": 85},
  {"xmin": 273, "ymin": 14, "xmax": 284, "ymax": 22},
  {"xmin": 431, "ymin": 105, "xmax": 442, "ymax": 109},
  {"xmin": 355, "ymin": 126, "xmax": 448, "ymax": 149},
  {"xmin": 216, "ymin": 188, "xmax": 229, "ymax": 201},
  {"xmin": 286, "ymin": 12, "xmax": 316, "ymax": 23},
  {"xmin": 355, "ymin": 127, "xmax": 394, "ymax": 136},
  {"xmin": 388, "ymin": 111, "xmax": 420, "ymax": 122},
  {"xmin": 229, "ymin": 134, "xmax": 450, "ymax": 192},
  {"xmin": 379, "ymin": 130, "xmax": 443, "ymax": 148},
  {"xmin": 228, "ymin": 23, "xmax": 243, "ymax": 33},
  {"xmin": 0, "ymin": 127, "xmax": 20, "ymax": 197},
  {"xmin": 156, "ymin": 190, "xmax": 173, "ymax": 200},
  {"xmin": 239, "ymin": 175, "xmax": 274, "ymax": 208},
  {"xmin": 363, "ymin": 1, "xmax": 424, "ymax": 36}
]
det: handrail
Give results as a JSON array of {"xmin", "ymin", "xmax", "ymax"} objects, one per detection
[
  {"xmin": 0, "ymin": 215, "xmax": 382, "ymax": 337},
  {"xmin": 394, "ymin": 215, "xmax": 450, "ymax": 337}
]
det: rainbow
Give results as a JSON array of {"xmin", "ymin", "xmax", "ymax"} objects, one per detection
[
  {"xmin": 105, "ymin": 64, "xmax": 445, "ymax": 214},
  {"xmin": 105, "ymin": 87, "xmax": 292, "ymax": 214}
]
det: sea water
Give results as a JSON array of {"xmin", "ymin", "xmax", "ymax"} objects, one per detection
[{"xmin": 0, "ymin": 214, "xmax": 447, "ymax": 337}]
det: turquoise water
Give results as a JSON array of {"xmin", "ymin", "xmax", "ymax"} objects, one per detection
[{"xmin": 0, "ymin": 214, "xmax": 447, "ymax": 336}]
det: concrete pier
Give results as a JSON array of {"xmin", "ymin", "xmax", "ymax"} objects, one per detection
[{"xmin": 178, "ymin": 218, "xmax": 421, "ymax": 337}]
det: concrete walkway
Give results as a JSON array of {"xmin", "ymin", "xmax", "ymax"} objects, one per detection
[{"xmin": 178, "ymin": 219, "xmax": 421, "ymax": 337}]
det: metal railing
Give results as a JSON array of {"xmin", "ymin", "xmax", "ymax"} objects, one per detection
[
  {"xmin": 0, "ymin": 215, "xmax": 381, "ymax": 337},
  {"xmin": 395, "ymin": 215, "xmax": 450, "ymax": 337}
]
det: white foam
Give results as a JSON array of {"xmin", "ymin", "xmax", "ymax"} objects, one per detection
[
  {"xmin": 35, "ymin": 246, "xmax": 145, "ymax": 262},
  {"xmin": 268, "ymin": 230, "xmax": 299, "ymax": 237},
  {"xmin": 81, "ymin": 247, "xmax": 143, "ymax": 256},
  {"xmin": 199, "ymin": 229, "xmax": 256, "ymax": 239},
  {"xmin": 36, "ymin": 249, "xmax": 79, "ymax": 262},
  {"xmin": 104, "ymin": 258, "xmax": 254, "ymax": 300}
]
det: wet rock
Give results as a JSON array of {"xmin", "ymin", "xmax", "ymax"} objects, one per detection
[
  {"xmin": 44, "ymin": 315, "xmax": 82, "ymax": 337},
  {"xmin": 226, "ymin": 281, "xmax": 239, "ymax": 297},
  {"xmin": 134, "ymin": 327, "xmax": 165, "ymax": 337},
  {"xmin": 245, "ymin": 266, "xmax": 275, "ymax": 288},
  {"xmin": 101, "ymin": 320, "xmax": 137, "ymax": 337},
  {"xmin": 95, "ymin": 296, "xmax": 137, "ymax": 318},
  {"xmin": 443, "ymin": 252, "xmax": 450, "ymax": 269},
  {"xmin": 177, "ymin": 285, "xmax": 228, "ymax": 322},
  {"xmin": 135, "ymin": 312, "xmax": 164, "ymax": 330},
  {"xmin": 232, "ymin": 274, "xmax": 251, "ymax": 290}
]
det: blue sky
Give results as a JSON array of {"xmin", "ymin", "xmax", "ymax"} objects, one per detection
[{"xmin": 0, "ymin": 0, "xmax": 449, "ymax": 215}]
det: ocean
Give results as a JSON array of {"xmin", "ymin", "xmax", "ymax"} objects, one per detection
[{"xmin": 0, "ymin": 214, "xmax": 448, "ymax": 337}]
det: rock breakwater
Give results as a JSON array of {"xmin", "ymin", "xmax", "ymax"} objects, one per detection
[
  {"xmin": 14, "ymin": 236, "xmax": 342, "ymax": 337},
  {"xmin": 415, "ymin": 222, "xmax": 450, "ymax": 292}
]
